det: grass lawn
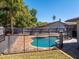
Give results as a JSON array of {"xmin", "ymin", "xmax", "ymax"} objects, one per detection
[{"xmin": 0, "ymin": 50, "xmax": 72, "ymax": 59}]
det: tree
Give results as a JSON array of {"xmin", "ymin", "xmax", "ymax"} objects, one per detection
[
  {"xmin": 0, "ymin": 0, "xmax": 41, "ymax": 31},
  {"xmin": 52, "ymin": 15, "xmax": 56, "ymax": 21},
  {"xmin": 30, "ymin": 8, "xmax": 37, "ymax": 24},
  {"xmin": 15, "ymin": 5, "xmax": 32, "ymax": 28},
  {"xmin": 0, "ymin": 0, "xmax": 31, "ymax": 34},
  {"xmin": 36, "ymin": 22, "xmax": 47, "ymax": 26},
  {"xmin": 30, "ymin": 8, "xmax": 37, "ymax": 17}
]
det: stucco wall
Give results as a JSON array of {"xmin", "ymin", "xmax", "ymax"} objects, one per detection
[
  {"xmin": 0, "ymin": 36, "xmax": 25, "ymax": 54},
  {"xmin": 0, "ymin": 36, "xmax": 8, "ymax": 54}
]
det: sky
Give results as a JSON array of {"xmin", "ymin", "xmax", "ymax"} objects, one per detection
[{"xmin": 24, "ymin": 0, "xmax": 79, "ymax": 22}]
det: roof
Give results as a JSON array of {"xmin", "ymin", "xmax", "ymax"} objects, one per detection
[
  {"xmin": 36, "ymin": 21, "xmax": 68, "ymax": 28},
  {"xmin": 33, "ymin": 21, "xmax": 77, "ymax": 29},
  {"xmin": 64, "ymin": 22, "xmax": 77, "ymax": 25},
  {"xmin": 65, "ymin": 17, "xmax": 79, "ymax": 22}
]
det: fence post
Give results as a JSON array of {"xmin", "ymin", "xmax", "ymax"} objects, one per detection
[
  {"xmin": 24, "ymin": 34, "xmax": 25, "ymax": 53},
  {"xmin": 8, "ymin": 35, "xmax": 10, "ymax": 54},
  {"xmin": 48, "ymin": 29, "xmax": 51, "ymax": 50},
  {"xmin": 37, "ymin": 29, "xmax": 38, "ymax": 51}
]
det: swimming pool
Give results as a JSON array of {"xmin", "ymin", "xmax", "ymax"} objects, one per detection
[{"xmin": 32, "ymin": 37, "xmax": 58, "ymax": 48}]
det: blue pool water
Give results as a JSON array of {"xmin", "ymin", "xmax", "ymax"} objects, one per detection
[{"xmin": 32, "ymin": 37, "xmax": 58, "ymax": 47}]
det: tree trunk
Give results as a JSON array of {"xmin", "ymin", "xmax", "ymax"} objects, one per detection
[{"xmin": 11, "ymin": 19, "xmax": 13, "ymax": 35}]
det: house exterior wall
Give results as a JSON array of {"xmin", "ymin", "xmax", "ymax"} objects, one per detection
[{"xmin": 66, "ymin": 25, "xmax": 77, "ymax": 37}]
